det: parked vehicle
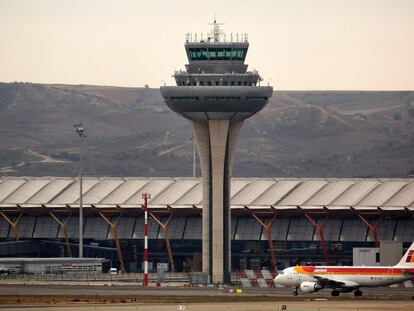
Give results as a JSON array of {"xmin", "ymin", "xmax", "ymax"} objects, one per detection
[{"xmin": 0, "ymin": 268, "xmax": 9, "ymax": 276}]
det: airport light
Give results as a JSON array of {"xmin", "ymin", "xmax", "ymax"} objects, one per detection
[
  {"xmin": 74, "ymin": 122, "xmax": 86, "ymax": 258},
  {"xmin": 142, "ymin": 193, "xmax": 151, "ymax": 286},
  {"xmin": 192, "ymin": 133, "xmax": 196, "ymax": 178}
]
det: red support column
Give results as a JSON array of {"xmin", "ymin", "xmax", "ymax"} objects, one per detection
[
  {"xmin": 356, "ymin": 213, "xmax": 382, "ymax": 247},
  {"xmin": 250, "ymin": 212, "xmax": 278, "ymax": 272},
  {"xmin": 304, "ymin": 213, "xmax": 330, "ymax": 265}
]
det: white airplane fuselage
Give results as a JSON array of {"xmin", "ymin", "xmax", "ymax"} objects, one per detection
[
  {"xmin": 275, "ymin": 266, "xmax": 413, "ymax": 288},
  {"xmin": 274, "ymin": 242, "xmax": 414, "ymax": 295}
]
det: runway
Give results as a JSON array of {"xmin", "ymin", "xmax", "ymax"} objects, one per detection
[
  {"xmin": 0, "ymin": 284, "xmax": 413, "ymax": 297},
  {"xmin": 0, "ymin": 284, "xmax": 413, "ymax": 310},
  {"xmin": 0, "ymin": 301, "xmax": 413, "ymax": 311}
]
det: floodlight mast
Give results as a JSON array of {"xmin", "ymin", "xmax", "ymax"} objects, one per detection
[
  {"xmin": 74, "ymin": 123, "xmax": 86, "ymax": 258},
  {"xmin": 142, "ymin": 193, "xmax": 151, "ymax": 286},
  {"xmin": 192, "ymin": 133, "xmax": 196, "ymax": 178}
]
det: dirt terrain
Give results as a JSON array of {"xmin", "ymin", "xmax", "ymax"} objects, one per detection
[{"xmin": 1, "ymin": 83, "xmax": 414, "ymax": 178}]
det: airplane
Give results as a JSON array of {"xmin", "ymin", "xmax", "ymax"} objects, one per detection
[{"xmin": 274, "ymin": 242, "xmax": 414, "ymax": 296}]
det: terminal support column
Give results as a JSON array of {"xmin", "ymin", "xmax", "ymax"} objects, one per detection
[
  {"xmin": 356, "ymin": 212, "xmax": 382, "ymax": 247},
  {"xmin": 149, "ymin": 211, "xmax": 175, "ymax": 271},
  {"xmin": 304, "ymin": 212, "xmax": 330, "ymax": 265},
  {"xmin": 250, "ymin": 212, "xmax": 278, "ymax": 272},
  {"xmin": 48, "ymin": 211, "xmax": 72, "ymax": 257},
  {"xmin": 98, "ymin": 211, "xmax": 126, "ymax": 273},
  {"xmin": 0, "ymin": 211, "xmax": 23, "ymax": 241}
]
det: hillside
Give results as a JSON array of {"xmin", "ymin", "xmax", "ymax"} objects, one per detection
[{"xmin": 1, "ymin": 82, "xmax": 414, "ymax": 178}]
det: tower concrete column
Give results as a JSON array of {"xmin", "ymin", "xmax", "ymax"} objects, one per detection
[
  {"xmin": 224, "ymin": 120, "xmax": 244, "ymax": 277},
  {"xmin": 192, "ymin": 119, "xmax": 245, "ymax": 284},
  {"xmin": 191, "ymin": 122, "xmax": 211, "ymax": 274}
]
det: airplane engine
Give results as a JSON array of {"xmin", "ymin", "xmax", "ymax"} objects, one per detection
[{"xmin": 300, "ymin": 281, "xmax": 323, "ymax": 293}]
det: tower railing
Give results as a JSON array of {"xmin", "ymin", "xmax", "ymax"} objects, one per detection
[{"xmin": 185, "ymin": 33, "xmax": 248, "ymax": 44}]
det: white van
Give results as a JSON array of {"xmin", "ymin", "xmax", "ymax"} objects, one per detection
[{"xmin": 109, "ymin": 268, "xmax": 118, "ymax": 275}]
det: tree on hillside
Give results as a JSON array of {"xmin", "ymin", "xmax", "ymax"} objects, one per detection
[{"xmin": 408, "ymin": 107, "xmax": 414, "ymax": 118}]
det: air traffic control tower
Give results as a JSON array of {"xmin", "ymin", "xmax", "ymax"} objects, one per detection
[{"xmin": 160, "ymin": 21, "xmax": 273, "ymax": 284}]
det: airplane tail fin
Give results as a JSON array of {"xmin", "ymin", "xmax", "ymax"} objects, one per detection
[{"xmin": 394, "ymin": 242, "xmax": 414, "ymax": 268}]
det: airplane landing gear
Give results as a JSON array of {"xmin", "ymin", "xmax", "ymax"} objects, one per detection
[
  {"xmin": 293, "ymin": 287, "xmax": 298, "ymax": 296},
  {"xmin": 331, "ymin": 290, "xmax": 340, "ymax": 297},
  {"xmin": 354, "ymin": 289, "xmax": 363, "ymax": 297}
]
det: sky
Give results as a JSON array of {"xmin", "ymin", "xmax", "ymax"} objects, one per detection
[{"xmin": 0, "ymin": 0, "xmax": 413, "ymax": 90}]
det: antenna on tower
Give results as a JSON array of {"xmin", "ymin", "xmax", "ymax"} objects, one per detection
[{"xmin": 208, "ymin": 16, "xmax": 225, "ymax": 42}]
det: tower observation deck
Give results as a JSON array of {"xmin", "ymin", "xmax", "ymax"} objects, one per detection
[{"xmin": 160, "ymin": 21, "xmax": 273, "ymax": 284}]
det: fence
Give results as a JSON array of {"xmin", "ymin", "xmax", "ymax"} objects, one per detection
[{"xmin": 0, "ymin": 271, "xmax": 190, "ymax": 283}]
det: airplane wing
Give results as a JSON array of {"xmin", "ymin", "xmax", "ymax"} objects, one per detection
[{"xmin": 313, "ymin": 276, "xmax": 359, "ymax": 289}]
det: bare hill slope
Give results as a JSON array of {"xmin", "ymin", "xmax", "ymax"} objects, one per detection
[{"xmin": 1, "ymin": 83, "xmax": 413, "ymax": 178}]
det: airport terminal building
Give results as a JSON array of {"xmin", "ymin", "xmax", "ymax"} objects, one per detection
[{"xmin": 0, "ymin": 177, "xmax": 413, "ymax": 273}]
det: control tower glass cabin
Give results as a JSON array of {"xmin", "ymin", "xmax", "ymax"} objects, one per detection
[{"xmin": 160, "ymin": 21, "xmax": 273, "ymax": 284}]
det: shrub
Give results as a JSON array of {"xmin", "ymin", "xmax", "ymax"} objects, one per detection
[
  {"xmin": 393, "ymin": 113, "xmax": 402, "ymax": 121},
  {"xmin": 408, "ymin": 107, "xmax": 414, "ymax": 118}
]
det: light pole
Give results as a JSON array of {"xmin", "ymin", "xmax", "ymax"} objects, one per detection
[
  {"xmin": 142, "ymin": 193, "xmax": 151, "ymax": 286},
  {"xmin": 192, "ymin": 133, "xmax": 196, "ymax": 178},
  {"xmin": 74, "ymin": 122, "xmax": 86, "ymax": 258}
]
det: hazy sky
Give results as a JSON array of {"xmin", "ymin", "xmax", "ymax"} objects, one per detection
[{"xmin": 1, "ymin": 0, "xmax": 413, "ymax": 90}]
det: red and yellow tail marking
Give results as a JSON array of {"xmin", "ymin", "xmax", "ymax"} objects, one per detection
[{"xmin": 406, "ymin": 250, "xmax": 414, "ymax": 263}]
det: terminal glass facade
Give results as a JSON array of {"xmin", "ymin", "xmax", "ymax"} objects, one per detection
[{"xmin": 1, "ymin": 215, "xmax": 413, "ymax": 272}]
